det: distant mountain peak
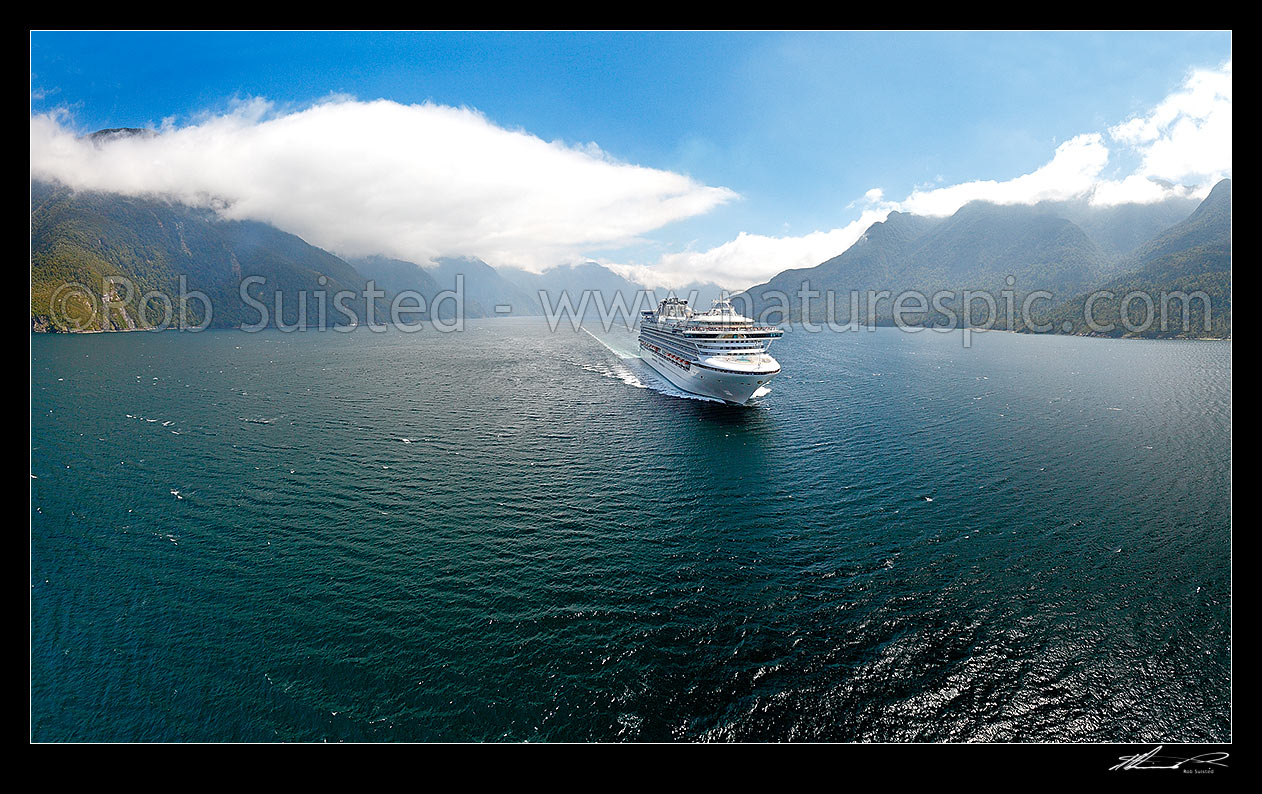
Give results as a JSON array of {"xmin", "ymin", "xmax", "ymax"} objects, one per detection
[
  {"xmin": 1204, "ymin": 177, "xmax": 1231, "ymax": 201},
  {"xmin": 87, "ymin": 127, "xmax": 156, "ymax": 148}
]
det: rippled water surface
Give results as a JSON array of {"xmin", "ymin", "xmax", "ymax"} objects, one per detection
[{"xmin": 30, "ymin": 322, "xmax": 1231, "ymax": 741}]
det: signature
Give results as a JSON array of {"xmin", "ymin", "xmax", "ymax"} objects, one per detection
[{"xmin": 1110, "ymin": 745, "xmax": 1229, "ymax": 771}]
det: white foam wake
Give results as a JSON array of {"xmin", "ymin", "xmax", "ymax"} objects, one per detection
[
  {"xmin": 575, "ymin": 359, "xmax": 649, "ymax": 390},
  {"xmin": 580, "ymin": 327, "xmax": 726, "ymax": 404},
  {"xmin": 581, "ymin": 327, "xmax": 639, "ymax": 360}
]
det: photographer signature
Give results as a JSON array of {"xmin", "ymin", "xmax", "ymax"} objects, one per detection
[{"xmin": 1110, "ymin": 745, "xmax": 1229, "ymax": 771}]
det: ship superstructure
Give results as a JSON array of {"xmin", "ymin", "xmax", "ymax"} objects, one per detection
[{"xmin": 637, "ymin": 296, "xmax": 783, "ymax": 404}]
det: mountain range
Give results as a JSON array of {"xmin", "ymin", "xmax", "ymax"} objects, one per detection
[
  {"xmin": 30, "ymin": 174, "xmax": 1230, "ymax": 338},
  {"xmin": 734, "ymin": 180, "xmax": 1229, "ymax": 338},
  {"xmin": 31, "ymin": 180, "xmax": 384, "ymax": 332},
  {"xmin": 1028, "ymin": 179, "xmax": 1231, "ymax": 337}
]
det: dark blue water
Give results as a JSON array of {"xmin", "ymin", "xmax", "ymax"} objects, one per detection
[{"xmin": 30, "ymin": 321, "xmax": 1231, "ymax": 741}]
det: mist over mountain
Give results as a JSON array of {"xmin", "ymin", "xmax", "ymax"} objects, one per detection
[
  {"xmin": 502, "ymin": 262, "xmax": 636, "ymax": 302},
  {"xmin": 1028, "ymin": 179, "xmax": 1231, "ymax": 338},
  {"xmin": 350, "ymin": 255, "xmax": 551, "ymax": 319},
  {"xmin": 734, "ymin": 186, "xmax": 1229, "ymax": 337},
  {"xmin": 30, "ymin": 180, "xmax": 386, "ymax": 332},
  {"xmin": 29, "ymin": 176, "xmax": 687, "ymax": 330},
  {"xmin": 425, "ymin": 257, "xmax": 540, "ymax": 318},
  {"xmin": 498, "ymin": 262, "xmax": 727, "ymax": 320},
  {"xmin": 1040, "ymin": 194, "xmax": 1201, "ymax": 257},
  {"xmin": 349, "ymin": 255, "xmax": 441, "ymax": 298}
]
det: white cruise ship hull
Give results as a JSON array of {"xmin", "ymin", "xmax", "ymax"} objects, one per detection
[
  {"xmin": 637, "ymin": 295, "xmax": 783, "ymax": 405},
  {"xmin": 641, "ymin": 345, "xmax": 774, "ymax": 405}
]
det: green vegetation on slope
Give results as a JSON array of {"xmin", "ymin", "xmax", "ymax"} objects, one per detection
[
  {"xmin": 735, "ymin": 185, "xmax": 1230, "ymax": 338},
  {"xmin": 31, "ymin": 181, "xmax": 385, "ymax": 331},
  {"xmin": 1025, "ymin": 179, "xmax": 1231, "ymax": 338}
]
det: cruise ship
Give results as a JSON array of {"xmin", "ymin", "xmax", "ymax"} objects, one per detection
[{"xmin": 638, "ymin": 296, "xmax": 783, "ymax": 404}]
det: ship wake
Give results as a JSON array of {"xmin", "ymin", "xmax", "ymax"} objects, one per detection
[{"xmin": 580, "ymin": 327, "xmax": 732, "ymax": 404}]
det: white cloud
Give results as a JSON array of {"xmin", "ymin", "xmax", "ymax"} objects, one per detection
[
  {"xmin": 29, "ymin": 98, "xmax": 737, "ymax": 271},
  {"xmin": 895, "ymin": 134, "xmax": 1109, "ymax": 216},
  {"xmin": 1088, "ymin": 174, "xmax": 1206, "ymax": 207},
  {"xmin": 1109, "ymin": 60, "xmax": 1231, "ymax": 185},
  {"xmin": 888, "ymin": 62, "xmax": 1230, "ymax": 218},
  {"xmin": 606, "ymin": 210, "xmax": 891, "ymax": 291}
]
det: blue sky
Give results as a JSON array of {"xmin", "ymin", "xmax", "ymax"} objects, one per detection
[{"xmin": 30, "ymin": 31, "xmax": 1232, "ymax": 288}]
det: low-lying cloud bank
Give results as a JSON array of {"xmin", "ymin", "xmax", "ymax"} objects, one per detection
[
  {"xmin": 30, "ymin": 97, "xmax": 737, "ymax": 272},
  {"xmin": 607, "ymin": 211, "xmax": 891, "ymax": 292},
  {"xmin": 617, "ymin": 60, "xmax": 1231, "ymax": 291}
]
